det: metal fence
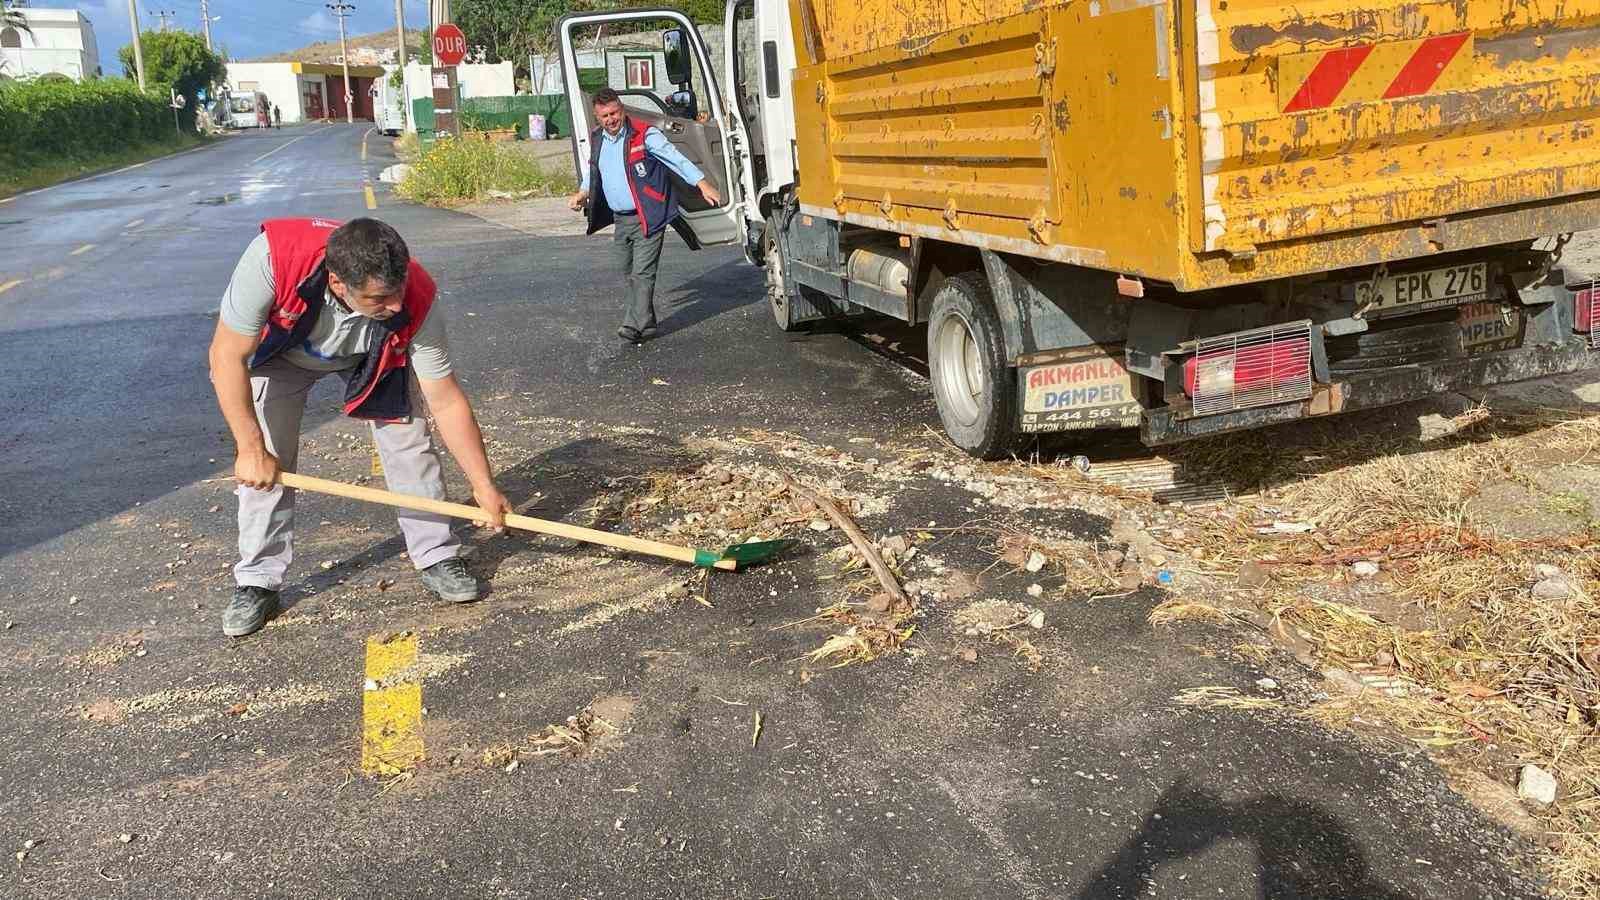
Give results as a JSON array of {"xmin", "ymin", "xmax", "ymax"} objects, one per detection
[{"xmin": 411, "ymin": 95, "xmax": 573, "ymax": 142}]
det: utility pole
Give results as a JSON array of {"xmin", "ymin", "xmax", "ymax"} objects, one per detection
[
  {"xmin": 393, "ymin": 0, "xmax": 406, "ymax": 67},
  {"xmin": 125, "ymin": 0, "xmax": 146, "ymax": 90},
  {"xmin": 327, "ymin": 2, "xmax": 355, "ymax": 124},
  {"xmin": 199, "ymin": 0, "xmax": 214, "ymax": 50},
  {"xmin": 149, "ymin": 8, "xmax": 175, "ymax": 32}
]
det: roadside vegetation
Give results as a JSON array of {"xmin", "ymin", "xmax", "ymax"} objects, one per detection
[
  {"xmin": 395, "ymin": 135, "xmax": 575, "ymax": 205},
  {"xmin": 0, "ymin": 78, "xmax": 202, "ymax": 198}
]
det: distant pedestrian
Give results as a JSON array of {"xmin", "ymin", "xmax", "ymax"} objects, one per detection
[
  {"xmin": 272, "ymin": 104, "xmax": 282, "ymax": 129},
  {"xmin": 567, "ymin": 88, "xmax": 722, "ymax": 345}
]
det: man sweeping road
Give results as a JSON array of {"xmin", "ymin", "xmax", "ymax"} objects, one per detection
[{"xmin": 208, "ymin": 217, "xmax": 512, "ymax": 637}]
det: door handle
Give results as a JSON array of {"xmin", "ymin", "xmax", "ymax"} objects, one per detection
[{"xmin": 666, "ymin": 122, "xmax": 685, "ymax": 135}]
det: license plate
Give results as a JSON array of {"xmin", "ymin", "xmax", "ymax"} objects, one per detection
[
  {"xmin": 1458, "ymin": 302, "xmax": 1523, "ymax": 353},
  {"xmin": 1357, "ymin": 262, "xmax": 1488, "ymax": 316},
  {"xmin": 1019, "ymin": 348, "xmax": 1143, "ymax": 433}
]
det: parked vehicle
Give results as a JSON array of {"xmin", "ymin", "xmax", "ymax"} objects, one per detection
[
  {"xmin": 371, "ymin": 74, "xmax": 406, "ymax": 136},
  {"xmin": 227, "ymin": 90, "xmax": 271, "ymax": 129},
  {"xmin": 559, "ymin": 2, "xmax": 1600, "ymax": 458}
]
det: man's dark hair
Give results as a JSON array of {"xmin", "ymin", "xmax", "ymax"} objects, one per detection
[
  {"xmin": 592, "ymin": 88, "xmax": 621, "ymax": 107},
  {"xmin": 325, "ymin": 218, "xmax": 410, "ymax": 290}
]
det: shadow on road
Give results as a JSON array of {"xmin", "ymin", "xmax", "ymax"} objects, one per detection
[
  {"xmin": 1078, "ymin": 779, "xmax": 1416, "ymax": 900},
  {"xmin": 654, "ymin": 258, "xmax": 762, "ymax": 338}
]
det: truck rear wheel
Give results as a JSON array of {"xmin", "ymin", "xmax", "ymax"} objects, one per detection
[{"xmin": 928, "ymin": 273, "xmax": 1019, "ymax": 459}]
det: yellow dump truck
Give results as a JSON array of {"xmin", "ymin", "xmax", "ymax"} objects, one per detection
[{"xmin": 557, "ymin": 1, "xmax": 1600, "ymax": 456}]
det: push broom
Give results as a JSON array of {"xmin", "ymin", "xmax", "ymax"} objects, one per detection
[{"xmin": 277, "ymin": 472, "xmax": 786, "ymax": 571}]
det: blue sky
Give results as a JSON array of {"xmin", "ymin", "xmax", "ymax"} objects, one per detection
[{"xmin": 65, "ymin": 0, "xmax": 432, "ymax": 75}]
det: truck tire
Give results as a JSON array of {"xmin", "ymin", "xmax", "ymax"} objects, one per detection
[
  {"xmin": 764, "ymin": 217, "xmax": 807, "ymax": 332},
  {"xmin": 928, "ymin": 273, "xmax": 1019, "ymax": 459}
]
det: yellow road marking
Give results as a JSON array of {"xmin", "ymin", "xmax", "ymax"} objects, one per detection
[
  {"xmin": 362, "ymin": 632, "xmax": 424, "ymax": 776},
  {"xmin": 70, "ymin": 244, "xmax": 95, "ymax": 256},
  {"xmin": 0, "ymin": 279, "xmax": 23, "ymax": 295},
  {"xmin": 364, "ymin": 184, "xmax": 377, "ymax": 210},
  {"xmin": 125, "ymin": 218, "xmax": 144, "ymax": 229}
]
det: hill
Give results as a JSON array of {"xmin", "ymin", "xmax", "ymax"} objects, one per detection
[{"xmin": 247, "ymin": 28, "xmax": 426, "ymax": 65}]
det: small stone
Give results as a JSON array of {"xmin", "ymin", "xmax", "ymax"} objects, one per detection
[
  {"xmin": 3, "ymin": 622, "xmax": 12, "ymax": 631},
  {"xmin": 135, "ymin": 649, "xmax": 148, "ymax": 658},
  {"xmin": 881, "ymin": 535, "xmax": 912, "ymax": 556},
  {"xmin": 1352, "ymin": 561, "xmax": 1381, "ymax": 578},
  {"xmin": 1518, "ymin": 765, "xmax": 1558, "ymax": 806},
  {"xmin": 1027, "ymin": 610, "xmax": 1045, "ymax": 629},
  {"xmin": 1024, "ymin": 551, "xmax": 1047, "ymax": 573},
  {"xmin": 320, "ymin": 560, "xmax": 336, "ymax": 570},
  {"xmin": 1256, "ymin": 677, "xmax": 1279, "ymax": 692},
  {"xmin": 1026, "ymin": 584, "xmax": 1044, "ymax": 598},
  {"xmin": 808, "ymin": 520, "xmax": 831, "ymax": 533},
  {"xmin": 865, "ymin": 593, "xmax": 893, "ymax": 614},
  {"xmin": 1102, "ymin": 549, "xmax": 1126, "ymax": 569},
  {"xmin": 119, "ymin": 833, "xmax": 134, "ymax": 844},
  {"xmin": 959, "ymin": 648, "xmax": 978, "ymax": 663},
  {"xmin": 504, "ymin": 759, "xmax": 520, "ymax": 774},
  {"xmin": 1533, "ymin": 578, "xmax": 1573, "ymax": 601},
  {"xmin": 713, "ymin": 470, "xmax": 733, "ymax": 485},
  {"xmin": 208, "ymin": 505, "xmax": 220, "ymax": 514},
  {"xmin": 23, "ymin": 840, "xmax": 38, "ymax": 851},
  {"xmin": 1534, "ymin": 564, "xmax": 1562, "ymax": 580},
  {"xmin": 68, "ymin": 596, "xmax": 79, "ymax": 606},
  {"xmin": 363, "ymin": 679, "xmax": 379, "ymax": 692},
  {"xmin": 1236, "ymin": 561, "xmax": 1272, "ymax": 589},
  {"xmin": 614, "ymin": 818, "xmax": 625, "ymax": 831},
  {"xmin": 1149, "ymin": 554, "xmax": 1168, "ymax": 568}
]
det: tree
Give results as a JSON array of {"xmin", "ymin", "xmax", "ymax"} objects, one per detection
[
  {"xmin": 117, "ymin": 30, "xmax": 224, "ymax": 128},
  {"xmin": 453, "ymin": 0, "xmax": 721, "ymax": 92}
]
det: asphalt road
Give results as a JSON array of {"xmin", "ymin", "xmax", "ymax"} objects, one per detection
[{"xmin": 0, "ymin": 125, "xmax": 1548, "ymax": 899}]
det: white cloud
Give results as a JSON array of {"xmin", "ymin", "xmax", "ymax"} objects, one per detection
[{"xmin": 298, "ymin": 10, "xmax": 339, "ymax": 37}]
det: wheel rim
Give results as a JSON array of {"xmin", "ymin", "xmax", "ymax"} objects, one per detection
[
  {"xmin": 764, "ymin": 228, "xmax": 788, "ymax": 325},
  {"xmin": 933, "ymin": 310, "xmax": 984, "ymax": 427}
]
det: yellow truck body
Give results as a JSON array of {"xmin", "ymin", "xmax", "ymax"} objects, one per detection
[{"xmin": 789, "ymin": 0, "xmax": 1600, "ymax": 291}]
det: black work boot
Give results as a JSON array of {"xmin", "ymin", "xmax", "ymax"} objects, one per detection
[
  {"xmin": 420, "ymin": 557, "xmax": 481, "ymax": 603},
  {"xmin": 223, "ymin": 586, "xmax": 279, "ymax": 637}
]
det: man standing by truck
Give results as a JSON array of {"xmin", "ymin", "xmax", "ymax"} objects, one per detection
[
  {"xmin": 567, "ymin": 88, "xmax": 722, "ymax": 344},
  {"xmin": 208, "ymin": 217, "xmax": 513, "ymax": 637}
]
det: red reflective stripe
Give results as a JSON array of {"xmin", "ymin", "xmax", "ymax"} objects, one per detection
[
  {"xmin": 1383, "ymin": 32, "xmax": 1470, "ymax": 99},
  {"xmin": 642, "ymin": 186, "xmax": 666, "ymax": 202},
  {"xmin": 1283, "ymin": 44, "xmax": 1376, "ymax": 113}
]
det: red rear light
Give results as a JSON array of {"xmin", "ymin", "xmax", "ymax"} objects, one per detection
[
  {"xmin": 1181, "ymin": 322, "xmax": 1314, "ymax": 416},
  {"xmin": 1576, "ymin": 283, "xmax": 1599, "ymax": 347}
]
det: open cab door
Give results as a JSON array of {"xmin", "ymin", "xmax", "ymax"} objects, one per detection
[{"xmin": 559, "ymin": 8, "xmax": 747, "ymax": 247}]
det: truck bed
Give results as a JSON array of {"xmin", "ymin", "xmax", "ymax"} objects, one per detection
[{"xmin": 789, "ymin": 0, "xmax": 1600, "ymax": 290}]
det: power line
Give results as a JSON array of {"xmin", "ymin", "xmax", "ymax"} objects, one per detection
[{"xmin": 147, "ymin": 8, "xmax": 176, "ymax": 32}]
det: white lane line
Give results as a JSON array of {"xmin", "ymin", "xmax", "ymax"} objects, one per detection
[
  {"xmin": 70, "ymin": 244, "xmax": 95, "ymax": 256},
  {"xmin": 252, "ymin": 124, "xmax": 336, "ymax": 165}
]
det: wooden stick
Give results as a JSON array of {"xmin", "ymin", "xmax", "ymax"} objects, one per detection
[
  {"xmin": 780, "ymin": 473, "xmax": 908, "ymax": 605},
  {"xmin": 278, "ymin": 472, "xmax": 736, "ymax": 571}
]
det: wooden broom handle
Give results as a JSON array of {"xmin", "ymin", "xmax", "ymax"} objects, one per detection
[{"xmin": 278, "ymin": 472, "xmax": 736, "ymax": 571}]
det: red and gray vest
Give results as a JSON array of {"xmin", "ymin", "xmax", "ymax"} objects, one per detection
[
  {"xmin": 250, "ymin": 217, "xmax": 436, "ymax": 420},
  {"xmin": 585, "ymin": 117, "xmax": 681, "ymax": 240}
]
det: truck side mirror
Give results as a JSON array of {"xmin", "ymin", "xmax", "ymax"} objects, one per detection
[{"xmin": 662, "ymin": 27, "xmax": 693, "ymax": 87}]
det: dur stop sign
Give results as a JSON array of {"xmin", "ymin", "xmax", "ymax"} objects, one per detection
[{"xmin": 433, "ymin": 23, "xmax": 467, "ymax": 66}]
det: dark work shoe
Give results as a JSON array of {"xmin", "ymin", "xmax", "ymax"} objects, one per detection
[
  {"xmin": 420, "ymin": 557, "xmax": 481, "ymax": 603},
  {"xmin": 223, "ymin": 586, "xmax": 279, "ymax": 637},
  {"xmin": 617, "ymin": 326, "xmax": 643, "ymax": 344}
]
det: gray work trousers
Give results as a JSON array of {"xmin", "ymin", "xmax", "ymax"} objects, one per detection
[
  {"xmin": 234, "ymin": 358, "xmax": 459, "ymax": 589},
  {"xmin": 612, "ymin": 214, "xmax": 667, "ymax": 333}
]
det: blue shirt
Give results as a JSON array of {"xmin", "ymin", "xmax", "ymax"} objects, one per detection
[{"xmin": 580, "ymin": 125, "xmax": 706, "ymax": 213}]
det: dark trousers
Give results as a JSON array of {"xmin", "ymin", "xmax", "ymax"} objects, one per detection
[{"xmin": 612, "ymin": 214, "xmax": 667, "ymax": 333}]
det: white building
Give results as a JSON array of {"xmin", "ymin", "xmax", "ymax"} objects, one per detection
[
  {"xmin": 0, "ymin": 7, "xmax": 100, "ymax": 81},
  {"xmin": 398, "ymin": 60, "xmax": 515, "ymax": 133},
  {"xmin": 224, "ymin": 61, "xmax": 386, "ymax": 125}
]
